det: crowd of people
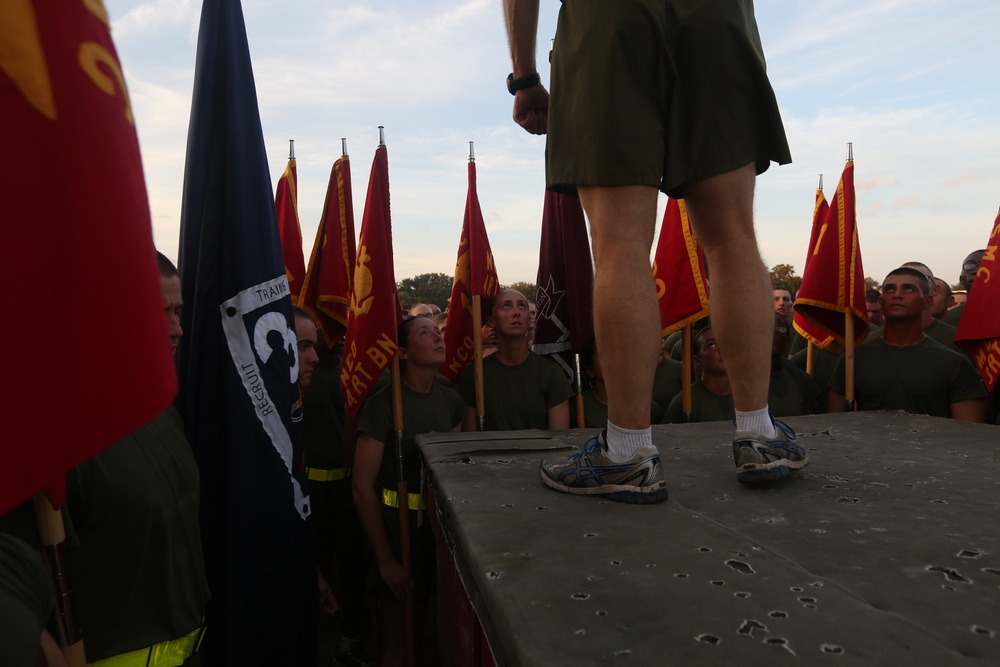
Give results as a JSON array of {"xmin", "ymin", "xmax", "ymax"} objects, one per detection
[
  {"xmin": 2, "ymin": 244, "xmax": 993, "ymax": 667},
  {"xmin": 3, "ymin": 0, "xmax": 994, "ymax": 659}
]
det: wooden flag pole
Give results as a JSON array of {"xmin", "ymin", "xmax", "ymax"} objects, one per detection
[
  {"xmin": 34, "ymin": 493, "xmax": 86, "ymax": 667},
  {"xmin": 681, "ymin": 325, "xmax": 693, "ymax": 423},
  {"xmin": 844, "ymin": 313, "xmax": 856, "ymax": 412},
  {"xmin": 472, "ymin": 294, "xmax": 486, "ymax": 431},
  {"xmin": 390, "ymin": 357, "xmax": 415, "ymax": 667},
  {"xmin": 805, "ymin": 340, "xmax": 815, "ymax": 376},
  {"xmin": 574, "ymin": 353, "xmax": 586, "ymax": 428},
  {"xmin": 843, "ymin": 142, "xmax": 856, "ymax": 412}
]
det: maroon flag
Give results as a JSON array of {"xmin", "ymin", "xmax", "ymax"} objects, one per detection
[
  {"xmin": 794, "ymin": 160, "xmax": 869, "ymax": 345},
  {"xmin": 341, "ymin": 144, "xmax": 401, "ymax": 415},
  {"xmin": 653, "ymin": 198, "xmax": 710, "ymax": 334},
  {"xmin": 793, "ymin": 185, "xmax": 836, "ymax": 347},
  {"xmin": 533, "ymin": 189, "xmax": 595, "ymax": 377},
  {"xmin": 440, "ymin": 160, "xmax": 501, "ymax": 381},
  {"xmin": 300, "ymin": 154, "xmax": 356, "ymax": 346},
  {"xmin": 955, "ymin": 207, "xmax": 1000, "ymax": 391},
  {"xmin": 2, "ymin": 0, "xmax": 176, "ymax": 514},
  {"xmin": 276, "ymin": 153, "xmax": 306, "ymax": 300}
]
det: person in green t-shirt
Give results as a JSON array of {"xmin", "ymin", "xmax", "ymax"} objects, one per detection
[
  {"xmin": 67, "ymin": 252, "xmax": 210, "ymax": 664},
  {"xmin": 353, "ymin": 317, "xmax": 464, "ymax": 667},
  {"xmin": 456, "ymin": 289, "xmax": 572, "ymax": 431},
  {"xmin": 0, "ymin": 533, "xmax": 66, "ymax": 667},
  {"xmin": 768, "ymin": 312, "xmax": 819, "ymax": 416},
  {"xmin": 580, "ymin": 344, "xmax": 662, "ymax": 427},
  {"xmin": 664, "ymin": 326, "xmax": 735, "ymax": 424},
  {"xmin": 946, "ymin": 249, "xmax": 985, "ymax": 327},
  {"xmin": 828, "ymin": 267, "xmax": 986, "ymax": 421}
]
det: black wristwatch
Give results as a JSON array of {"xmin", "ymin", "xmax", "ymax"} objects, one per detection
[{"xmin": 507, "ymin": 72, "xmax": 541, "ymax": 95}]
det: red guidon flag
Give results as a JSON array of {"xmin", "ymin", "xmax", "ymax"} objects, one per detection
[
  {"xmin": 440, "ymin": 159, "xmax": 500, "ymax": 381},
  {"xmin": 1, "ymin": 0, "xmax": 176, "ymax": 513},
  {"xmin": 276, "ymin": 154, "xmax": 306, "ymax": 300},
  {"xmin": 533, "ymin": 189, "xmax": 594, "ymax": 378},
  {"xmin": 793, "ymin": 184, "xmax": 836, "ymax": 347},
  {"xmin": 653, "ymin": 197, "xmax": 710, "ymax": 334},
  {"xmin": 954, "ymin": 207, "xmax": 1000, "ymax": 391},
  {"xmin": 300, "ymin": 154, "xmax": 356, "ymax": 346},
  {"xmin": 341, "ymin": 144, "xmax": 401, "ymax": 415},
  {"xmin": 793, "ymin": 160, "xmax": 869, "ymax": 345}
]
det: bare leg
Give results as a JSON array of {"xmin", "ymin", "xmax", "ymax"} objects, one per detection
[
  {"xmin": 578, "ymin": 185, "xmax": 661, "ymax": 432},
  {"xmin": 681, "ymin": 164, "xmax": 770, "ymax": 414}
]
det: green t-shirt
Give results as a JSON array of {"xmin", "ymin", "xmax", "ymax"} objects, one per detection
[
  {"xmin": 792, "ymin": 346, "xmax": 842, "ymax": 413},
  {"xmin": 580, "ymin": 389, "xmax": 662, "ymax": 428},
  {"xmin": 455, "ymin": 352, "xmax": 573, "ymax": 431},
  {"xmin": 830, "ymin": 337, "xmax": 987, "ymax": 417},
  {"xmin": 67, "ymin": 406, "xmax": 210, "ymax": 662},
  {"xmin": 867, "ymin": 319, "xmax": 967, "ymax": 357},
  {"xmin": 0, "ymin": 533, "xmax": 54, "ymax": 667},
  {"xmin": 768, "ymin": 358, "xmax": 821, "ymax": 417},
  {"xmin": 652, "ymin": 356, "xmax": 682, "ymax": 410},
  {"xmin": 356, "ymin": 382, "xmax": 464, "ymax": 489},
  {"xmin": 945, "ymin": 302, "xmax": 964, "ymax": 327},
  {"xmin": 303, "ymin": 366, "xmax": 348, "ymax": 470},
  {"xmin": 356, "ymin": 382, "xmax": 462, "ymax": 602},
  {"xmin": 663, "ymin": 380, "xmax": 734, "ymax": 424}
]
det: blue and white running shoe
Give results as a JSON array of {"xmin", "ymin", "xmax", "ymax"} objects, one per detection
[
  {"xmin": 539, "ymin": 431, "xmax": 669, "ymax": 504},
  {"xmin": 733, "ymin": 418, "xmax": 809, "ymax": 484}
]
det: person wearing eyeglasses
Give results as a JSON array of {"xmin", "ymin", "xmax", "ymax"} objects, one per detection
[{"xmin": 946, "ymin": 250, "xmax": 986, "ymax": 327}]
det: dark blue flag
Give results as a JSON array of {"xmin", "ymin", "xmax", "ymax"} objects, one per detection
[{"xmin": 176, "ymin": 0, "xmax": 316, "ymax": 664}]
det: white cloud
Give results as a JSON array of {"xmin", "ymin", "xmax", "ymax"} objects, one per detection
[{"xmin": 106, "ymin": 0, "xmax": 1000, "ymax": 284}]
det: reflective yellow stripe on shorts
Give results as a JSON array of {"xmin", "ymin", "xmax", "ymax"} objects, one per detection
[
  {"xmin": 88, "ymin": 624, "xmax": 206, "ymax": 667},
  {"xmin": 381, "ymin": 487, "xmax": 425, "ymax": 510},
  {"xmin": 306, "ymin": 466, "xmax": 351, "ymax": 482}
]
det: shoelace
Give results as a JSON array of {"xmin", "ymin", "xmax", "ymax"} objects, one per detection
[
  {"xmin": 568, "ymin": 435, "xmax": 604, "ymax": 461},
  {"xmin": 773, "ymin": 418, "xmax": 796, "ymax": 441}
]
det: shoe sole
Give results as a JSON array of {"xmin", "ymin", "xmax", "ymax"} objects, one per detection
[
  {"xmin": 539, "ymin": 468, "xmax": 669, "ymax": 504},
  {"xmin": 736, "ymin": 451, "xmax": 810, "ymax": 485}
]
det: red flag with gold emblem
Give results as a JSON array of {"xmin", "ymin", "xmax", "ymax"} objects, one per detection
[
  {"xmin": 439, "ymin": 159, "xmax": 500, "ymax": 381},
  {"xmin": 1, "ymin": 0, "xmax": 176, "ymax": 513},
  {"xmin": 794, "ymin": 160, "xmax": 869, "ymax": 345},
  {"xmin": 300, "ymin": 154, "xmax": 356, "ymax": 346},
  {"xmin": 341, "ymin": 144, "xmax": 400, "ymax": 415},
  {"xmin": 793, "ymin": 185, "xmax": 836, "ymax": 347},
  {"xmin": 653, "ymin": 198, "xmax": 710, "ymax": 335},
  {"xmin": 276, "ymin": 152, "xmax": 306, "ymax": 300},
  {"xmin": 954, "ymin": 207, "xmax": 1000, "ymax": 391}
]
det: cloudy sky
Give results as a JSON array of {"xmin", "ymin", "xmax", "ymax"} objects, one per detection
[{"xmin": 108, "ymin": 0, "xmax": 1000, "ymax": 286}]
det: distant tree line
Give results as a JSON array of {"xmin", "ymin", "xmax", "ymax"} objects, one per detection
[
  {"xmin": 398, "ymin": 265, "xmax": 886, "ymax": 311},
  {"xmin": 396, "ymin": 273, "xmax": 537, "ymax": 310},
  {"xmin": 769, "ymin": 263, "xmax": 879, "ymax": 295}
]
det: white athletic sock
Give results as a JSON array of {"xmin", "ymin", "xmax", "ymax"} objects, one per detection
[
  {"xmin": 735, "ymin": 406, "xmax": 776, "ymax": 438},
  {"xmin": 604, "ymin": 421, "xmax": 653, "ymax": 462}
]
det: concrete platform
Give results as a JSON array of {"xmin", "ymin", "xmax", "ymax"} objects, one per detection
[{"xmin": 417, "ymin": 413, "xmax": 1000, "ymax": 665}]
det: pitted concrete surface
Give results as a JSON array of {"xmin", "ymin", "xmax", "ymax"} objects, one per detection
[{"xmin": 418, "ymin": 413, "xmax": 1000, "ymax": 665}]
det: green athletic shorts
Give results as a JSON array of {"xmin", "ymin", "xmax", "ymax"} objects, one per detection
[{"xmin": 547, "ymin": 0, "xmax": 792, "ymax": 197}]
